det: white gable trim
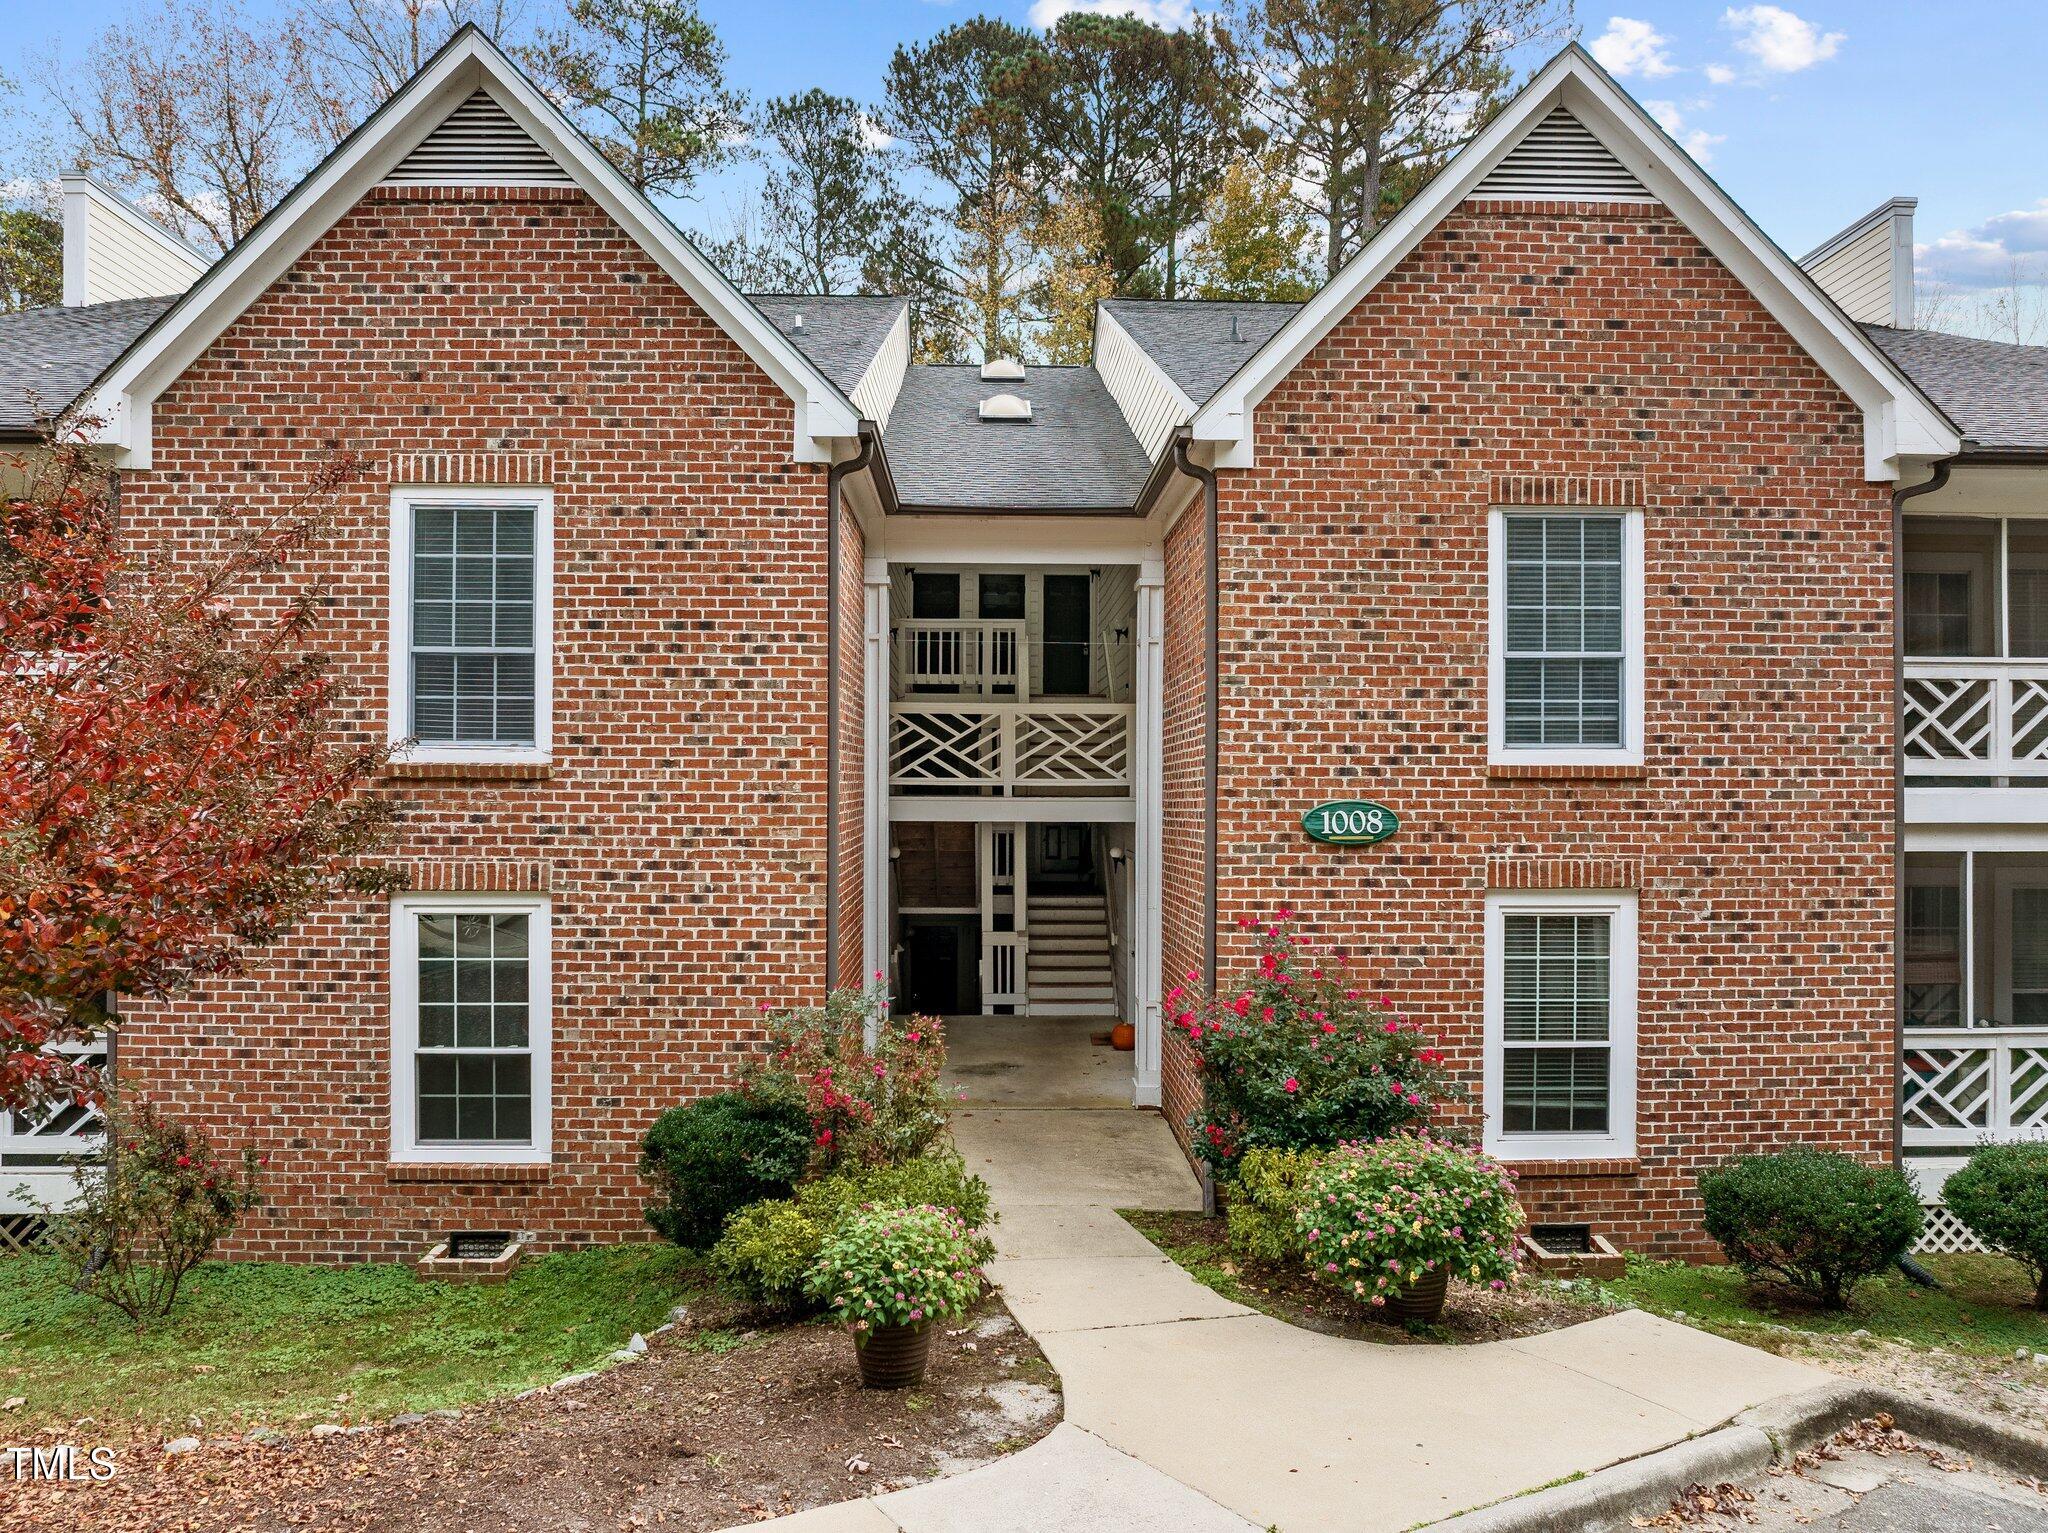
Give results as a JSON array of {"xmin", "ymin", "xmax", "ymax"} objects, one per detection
[
  {"xmin": 85, "ymin": 28, "xmax": 858, "ymax": 467},
  {"xmin": 1186, "ymin": 46, "xmax": 1959, "ymax": 481}
]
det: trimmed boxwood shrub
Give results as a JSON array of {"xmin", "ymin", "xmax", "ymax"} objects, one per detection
[
  {"xmin": 1942, "ymin": 1142, "xmax": 2048, "ymax": 1307},
  {"xmin": 1697, "ymin": 1146, "xmax": 1922, "ymax": 1310},
  {"xmin": 711, "ymin": 1151, "xmax": 995, "ymax": 1311},
  {"xmin": 640, "ymin": 1090, "xmax": 813, "ymax": 1249}
]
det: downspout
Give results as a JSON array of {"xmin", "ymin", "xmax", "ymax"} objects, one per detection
[
  {"xmin": 825, "ymin": 428, "xmax": 877, "ymax": 996},
  {"xmin": 1172, "ymin": 434, "xmax": 1221, "ymax": 990},
  {"xmin": 1891, "ymin": 457, "xmax": 1951, "ymax": 1286}
]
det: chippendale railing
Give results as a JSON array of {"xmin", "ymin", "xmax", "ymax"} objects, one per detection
[
  {"xmin": 1902, "ymin": 1025, "xmax": 2048, "ymax": 1150},
  {"xmin": 889, "ymin": 701, "xmax": 1133, "ymax": 794},
  {"xmin": 0, "ymin": 1044, "xmax": 106, "ymax": 1215},
  {"xmin": 1903, "ymin": 660, "xmax": 2048, "ymax": 776}
]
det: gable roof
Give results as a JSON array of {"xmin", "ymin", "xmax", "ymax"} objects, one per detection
[
  {"xmin": 1098, "ymin": 299, "xmax": 1302, "ymax": 408},
  {"xmin": 83, "ymin": 26, "xmax": 859, "ymax": 468},
  {"xmin": 1864, "ymin": 325, "xmax": 2048, "ymax": 454},
  {"xmin": 882, "ymin": 365, "xmax": 1152, "ymax": 512},
  {"xmin": 0, "ymin": 297, "xmax": 175, "ymax": 438},
  {"xmin": 750, "ymin": 295, "xmax": 907, "ymax": 396},
  {"xmin": 1183, "ymin": 44, "xmax": 1960, "ymax": 480}
]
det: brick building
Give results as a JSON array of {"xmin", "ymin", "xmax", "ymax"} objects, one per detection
[{"xmin": 3, "ymin": 32, "xmax": 2039, "ymax": 1260}]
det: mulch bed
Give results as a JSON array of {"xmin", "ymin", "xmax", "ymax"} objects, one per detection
[
  {"xmin": 1124, "ymin": 1209, "xmax": 1613, "ymax": 1344},
  {"xmin": 2, "ymin": 1291, "xmax": 1060, "ymax": 1532}
]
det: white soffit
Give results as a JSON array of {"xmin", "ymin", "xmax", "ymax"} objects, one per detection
[
  {"xmin": 86, "ymin": 27, "xmax": 858, "ymax": 466},
  {"xmin": 1186, "ymin": 45, "xmax": 1959, "ymax": 480}
]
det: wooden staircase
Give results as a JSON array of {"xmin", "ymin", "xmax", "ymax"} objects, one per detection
[{"xmin": 1026, "ymin": 891, "xmax": 1115, "ymax": 1016}]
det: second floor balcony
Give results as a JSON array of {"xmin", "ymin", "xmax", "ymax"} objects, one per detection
[
  {"xmin": 887, "ymin": 566, "xmax": 1136, "ymax": 798},
  {"xmin": 1904, "ymin": 516, "xmax": 2048, "ymax": 782}
]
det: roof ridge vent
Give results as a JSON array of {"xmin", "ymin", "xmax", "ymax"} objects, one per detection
[
  {"xmin": 980, "ymin": 357, "xmax": 1026, "ymax": 381},
  {"xmin": 978, "ymin": 392, "xmax": 1033, "ymax": 421}
]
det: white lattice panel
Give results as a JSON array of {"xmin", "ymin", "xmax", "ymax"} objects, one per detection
[
  {"xmin": 1902, "ymin": 676, "xmax": 1993, "ymax": 761},
  {"xmin": 1915, "ymin": 1203, "xmax": 1988, "ymax": 1255}
]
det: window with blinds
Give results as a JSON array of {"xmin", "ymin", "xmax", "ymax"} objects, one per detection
[
  {"xmin": 415, "ymin": 911, "xmax": 533, "ymax": 1143},
  {"xmin": 1903, "ymin": 570, "xmax": 1975, "ymax": 657},
  {"xmin": 1500, "ymin": 513, "xmax": 1625, "ymax": 748},
  {"xmin": 1500, "ymin": 913, "xmax": 1613, "ymax": 1135},
  {"xmin": 409, "ymin": 503, "xmax": 538, "ymax": 746}
]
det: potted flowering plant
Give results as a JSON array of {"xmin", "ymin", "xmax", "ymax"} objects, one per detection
[
  {"xmin": 804, "ymin": 1203, "xmax": 986, "ymax": 1388},
  {"xmin": 1295, "ymin": 1134, "xmax": 1522, "ymax": 1323},
  {"xmin": 1168, "ymin": 914, "xmax": 1460, "ymax": 1177}
]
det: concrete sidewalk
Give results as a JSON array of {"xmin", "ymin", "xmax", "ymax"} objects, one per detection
[{"xmin": 739, "ymin": 1102, "xmax": 1830, "ymax": 1533}]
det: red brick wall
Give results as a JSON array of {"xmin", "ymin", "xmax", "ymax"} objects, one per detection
[
  {"xmin": 836, "ymin": 507, "xmax": 866, "ymax": 989},
  {"xmin": 113, "ymin": 185, "xmax": 841, "ymax": 1261},
  {"xmin": 1173, "ymin": 200, "xmax": 1896, "ymax": 1255},
  {"xmin": 1160, "ymin": 496, "xmax": 1208, "ymax": 1153}
]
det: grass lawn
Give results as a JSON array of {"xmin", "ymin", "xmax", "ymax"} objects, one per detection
[
  {"xmin": 0, "ymin": 1243, "xmax": 701, "ymax": 1437},
  {"xmin": 1607, "ymin": 1252, "xmax": 2048, "ymax": 1356}
]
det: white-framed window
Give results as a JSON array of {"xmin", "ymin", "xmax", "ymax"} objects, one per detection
[
  {"xmin": 1488, "ymin": 507, "xmax": 1644, "ymax": 766},
  {"xmin": 389, "ymin": 486, "xmax": 553, "ymax": 764},
  {"xmin": 1483, "ymin": 889, "xmax": 1638, "ymax": 1160},
  {"xmin": 389, "ymin": 894, "xmax": 552, "ymax": 1165}
]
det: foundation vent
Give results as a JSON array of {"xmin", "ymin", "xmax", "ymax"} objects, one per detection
[
  {"xmin": 1472, "ymin": 108, "xmax": 1653, "ymax": 202},
  {"xmin": 384, "ymin": 90, "xmax": 572, "ymax": 187}
]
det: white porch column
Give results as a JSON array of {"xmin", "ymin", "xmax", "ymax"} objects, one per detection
[
  {"xmin": 1132, "ymin": 557, "xmax": 1166, "ymax": 1106},
  {"xmin": 863, "ymin": 557, "xmax": 891, "ymax": 996}
]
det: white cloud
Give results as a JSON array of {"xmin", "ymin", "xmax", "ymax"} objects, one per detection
[
  {"xmin": 1644, "ymin": 100, "xmax": 1726, "ymax": 166},
  {"xmin": 1920, "ymin": 200, "xmax": 2048, "ymax": 289},
  {"xmin": 1028, "ymin": 0, "xmax": 1194, "ymax": 26},
  {"xmin": 1704, "ymin": 63, "xmax": 1737, "ymax": 85},
  {"xmin": 857, "ymin": 114, "xmax": 896, "ymax": 153},
  {"xmin": 1723, "ymin": 6, "xmax": 1844, "ymax": 73},
  {"xmin": 1588, "ymin": 17, "xmax": 1676, "ymax": 79}
]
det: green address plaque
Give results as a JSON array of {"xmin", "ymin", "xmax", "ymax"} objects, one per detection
[{"xmin": 1302, "ymin": 800, "xmax": 1399, "ymax": 845}]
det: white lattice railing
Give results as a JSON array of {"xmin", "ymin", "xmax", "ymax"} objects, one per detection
[
  {"xmin": 890, "ymin": 702, "xmax": 1133, "ymax": 794},
  {"xmin": 0, "ymin": 1045, "xmax": 106, "ymax": 1215},
  {"xmin": 891, "ymin": 620, "xmax": 1029, "ymax": 700},
  {"xmin": 1903, "ymin": 660, "xmax": 2048, "ymax": 776},
  {"xmin": 1901, "ymin": 1025, "xmax": 2048, "ymax": 1150}
]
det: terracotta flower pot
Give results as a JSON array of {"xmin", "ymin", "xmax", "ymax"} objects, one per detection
[
  {"xmin": 1110, "ymin": 1021, "xmax": 1136, "ymax": 1051},
  {"xmin": 855, "ymin": 1320, "xmax": 935, "ymax": 1389},
  {"xmin": 1376, "ymin": 1267, "xmax": 1450, "ymax": 1325}
]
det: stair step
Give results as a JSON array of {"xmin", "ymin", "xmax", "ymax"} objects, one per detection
[
  {"xmin": 1030, "ymin": 950, "xmax": 1108, "ymax": 968},
  {"xmin": 1028, "ymin": 895, "xmax": 1102, "ymax": 908},
  {"xmin": 1030, "ymin": 919, "xmax": 1106, "ymax": 934},
  {"xmin": 1030, "ymin": 940, "xmax": 1109, "ymax": 955},
  {"xmin": 1032, "ymin": 1001, "xmax": 1118, "ymax": 1018}
]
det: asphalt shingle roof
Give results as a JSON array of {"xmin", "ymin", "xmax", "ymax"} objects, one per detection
[
  {"xmin": 1100, "ymin": 298, "xmax": 1304, "ymax": 408},
  {"xmin": 1863, "ymin": 324, "xmax": 2048, "ymax": 453},
  {"xmin": 747, "ymin": 294, "xmax": 905, "ymax": 397},
  {"xmin": 881, "ymin": 364, "xmax": 1152, "ymax": 512},
  {"xmin": 0, "ymin": 297, "xmax": 175, "ymax": 434}
]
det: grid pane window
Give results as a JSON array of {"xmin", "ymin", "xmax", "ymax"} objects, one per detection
[
  {"xmin": 414, "ymin": 911, "xmax": 534, "ymax": 1144},
  {"xmin": 1502, "ymin": 514, "xmax": 1625, "ymax": 747},
  {"xmin": 1500, "ymin": 913, "xmax": 1613, "ymax": 1135},
  {"xmin": 1904, "ymin": 884, "xmax": 1961, "ymax": 962},
  {"xmin": 1903, "ymin": 570, "xmax": 1974, "ymax": 657},
  {"xmin": 410, "ymin": 504, "xmax": 537, "ymax": 745}
]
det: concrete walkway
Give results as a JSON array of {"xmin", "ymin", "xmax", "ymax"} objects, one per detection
[{"xmin": 742, "ymin": 1048, "xmax": 1831, "ymax": 1533}]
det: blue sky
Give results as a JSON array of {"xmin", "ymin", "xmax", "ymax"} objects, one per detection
[{"xmin": 10, "ymin": 2, "xmax": 2045, "ymax": 321}]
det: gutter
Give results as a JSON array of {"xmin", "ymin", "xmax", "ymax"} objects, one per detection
[
  {"xmin": 1172, "ymin": 432, "xmax": 1221, "ymax": 990},
  {"xmin": 824, "ymin": 426, "xmax": 878, "ymax": 994},
  {"xmin": 1891, "ymin": 457, "xmax": 1952, "ymax": 1168}
]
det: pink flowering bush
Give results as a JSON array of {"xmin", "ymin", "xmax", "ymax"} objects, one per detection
[
  {"xmin": 746, "ymin": 982, "xmax": 950, "ymax": 1174},
  {"xmin": 803, "ymin": 1202, "xmax": 986, "ymax": 1343},
  {"xmin": 1295, "ymin": 1134, "xmax": 1522, "ymax": 1312},
  {"xmin": 1171, "ymin": 915, "xmax": 1461, "ymax": 1175}
]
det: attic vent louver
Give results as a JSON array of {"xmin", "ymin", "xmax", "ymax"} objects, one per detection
[
  {"xmin": 979, "ymin": 392, "xmax": 1032, "ymax": 421},
  {"xmin": 384, "ymin": 90, "xmax": 572, "ymax": 187},
  {"xmin": 980, "ymin": 357, "xmax": 1026, "ymax": 382},
  {"xmin": 1471, "ymin": 107, "xmax": 1652, "ymax": 202}
]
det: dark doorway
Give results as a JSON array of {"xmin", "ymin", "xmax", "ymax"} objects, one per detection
[
  {"xmin": 1042, "ymin": 573, "xmax": 1092, "ymax": 695},
  {"xmin": 1034, "ymin": 823, "xmax": 1096, "ymax": 889},
  {"xmin": 902, "ymin": 918, "xmax": 979, "ymax": 1016},
  {"xmin": 911, "ymin": 571, "xmax": 960, "ymax": 619}
]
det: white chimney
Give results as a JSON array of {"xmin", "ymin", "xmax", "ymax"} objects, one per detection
[
  {"xmin": 60, "ymin": 174, "xmax": 208, "ymax": 308},
  {"xmin": 1798, "ymin": 196, "xmax": 1916, "ymax": 329}
]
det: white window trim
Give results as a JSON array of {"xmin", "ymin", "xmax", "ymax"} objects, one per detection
[
  {"xmin": 388, "ymin": 485, "xmax": 554, "ymax": 766},
  {"xmin": 1482, "ymin": 888, "xmax": 1638, "ymax": 1161},
  {"xmin": 1488, "ymin": 506, "xmax": 1645, "ymax": 767},
  {"xmin": 389, "ymin": 892, "xmax": 553, "ymax": 1166}
]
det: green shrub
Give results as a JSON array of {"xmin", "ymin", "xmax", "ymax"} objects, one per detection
[
  {"xmin": 1225, "ymin": 1146, "xmax": 1325, "ymax": 1264},
  {"xmin": 1943, "ymin": 1143, "xmax": 2048, "ymax": 1308},
  {"xmin": 1696, "ymin": 1147, "xmax": 1922, "ymax": 1310},
  {"xmin": 745, "ymin": 984, "xmax": 951, "ymax": 1174},
  {"xmin": 47, "ymin": 1094, "xmax": 264, "ymax": 1326},
  {"xmin": 639, "ymin": 1090, "xmax": 813, "ymax": 1249},
  {"xmin": 1295, "ymin": 1134, "xmax": 1522, "ymax": 1313},
  {"xmin": 804, "ymin": 1204, "xmax": 985, "ymax": 1342},
  {"xmin": 1171, "ymin": 917, "xmax": 1461, "ymax": 1176},
  {"xmin": 710, "ymin": 1150, "xmax": 995, "ymax": 1311}
]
